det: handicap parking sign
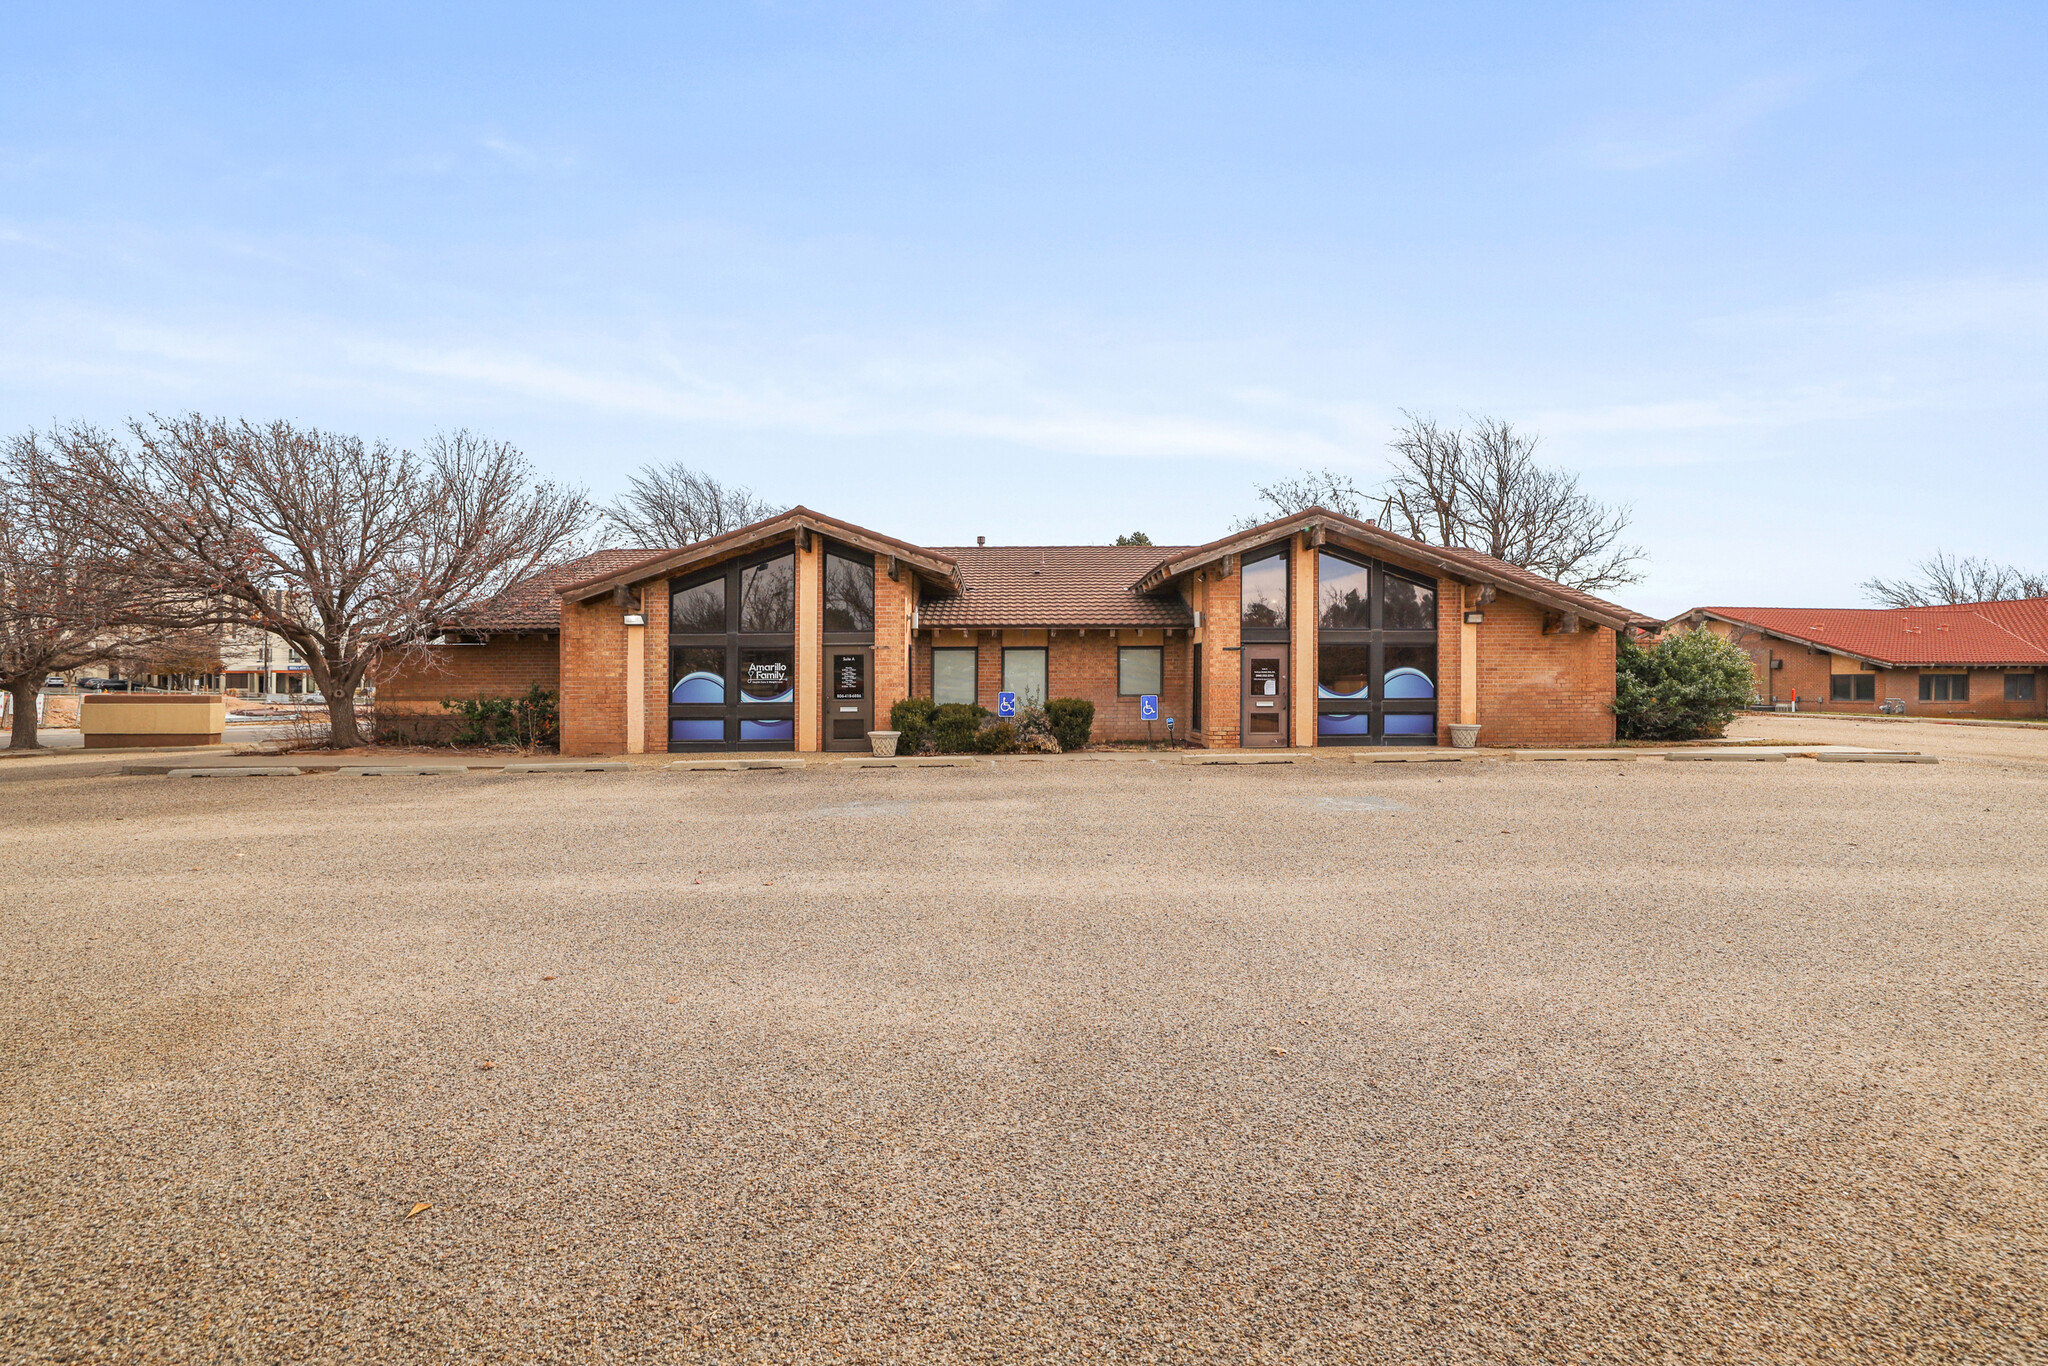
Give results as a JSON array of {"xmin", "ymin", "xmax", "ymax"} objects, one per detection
[
  {"xmin": 1139, "ymin": 694, "xmax": 1159, "ymax": 721},
  {"xmin": 997, "ymin": 691, "xmax": 1017, "ymax": 718}
]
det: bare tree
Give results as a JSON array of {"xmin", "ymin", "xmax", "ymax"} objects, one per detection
[
  {"xmin": 1230, "ymin": 468, "xmax": 1368, "ymax": 530},
  {"xmin": 37, "ymin": 416, "xmax": 590, "ymax": 749},
  {"xmin": 1379, "ymin": 413, "xmax": 1646, "ymax": 593},
  {"xmin": 1860, "ymin": 551, "xmax": 2047, "ymax": 607},
  {"xmin": 0, "ymin": 432, "xmax": 166, "ymax": 749},
  {"xmin": 601, "ymin": 461, "xmax": 779, "ymax": 547}
]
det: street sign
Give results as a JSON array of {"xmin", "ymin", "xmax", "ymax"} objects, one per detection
[
  {"xmin": 1139, "ymin": 694, "xmax": 1158, "ymax": 721},
  {"xmin": 997, "ymin": 691, "xmax": 1017, "ymax": 718}
]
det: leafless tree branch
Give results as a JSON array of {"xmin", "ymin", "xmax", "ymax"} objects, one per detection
[
  {"xmin": 600, "ymin": 462, "xmax": 780, "ymax": 547},
  {"xmin": 1860, "ymin": 551, "xmax": 2047, "ymax": 607}
]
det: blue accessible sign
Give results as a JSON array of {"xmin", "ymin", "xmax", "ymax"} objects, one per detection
[
  {"xmin": 997, "ymin": 691, "xmax": 1017, "ymax": 718},
  {"xmin": 1139, "ymin": 695, "xmax": 1159, "ymax": 721}
]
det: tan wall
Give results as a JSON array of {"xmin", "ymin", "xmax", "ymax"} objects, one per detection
[
  {"xmin": 874, "ymin": 555, "xmax": 915, "ymax": 726},
  {"xmin": 77, "ymin": 695, "xmax": 225, "ymax": 746}
]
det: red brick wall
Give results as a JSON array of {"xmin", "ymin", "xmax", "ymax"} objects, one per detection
[
  {"xmin": 1472, "ymin": 594, "xmax": 1617, "ymax": 747},
  {"xmin": 1197, "ymin": 566, "xmax": 1242, "ymax": 748},
  {"xmin": 375, "ymin": 634, "xmax": 560, "ymax": 712},
  {"xmin": 910, "ymin": 629, "xmax": 1191, "ymax": 744},
  {"xmin": 874, "ymin": 556, "xmax": 914, "ymax": 724},
  {"xmin": 560, "ymin": 596, "xmax": 628, "ymax": 755}
]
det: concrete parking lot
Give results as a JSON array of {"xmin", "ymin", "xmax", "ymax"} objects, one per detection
[{"xmin": 3, "ymin": 757, "xmax": 2043, "ymax": 1363}]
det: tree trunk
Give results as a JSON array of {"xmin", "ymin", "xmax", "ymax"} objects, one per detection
[
  {"xmin": 323, "ymin": 673, "xmax": 363, "ymax": 748},
  {"xmin": 6, "ymin": 677, "xmax": 42, "ymax": 751}
]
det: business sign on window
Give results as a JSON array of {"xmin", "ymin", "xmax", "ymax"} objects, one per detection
[
  {"xmin": 833, "ymin": 654, "xmax": 865, "ymax": 701},
  {"xmin": 740, "ymin": 650, "xmax": 794, "ymax": 702},
  {"xmin": 1250, "ymin": 659, "xmax": 1280, "ymax": 696}
]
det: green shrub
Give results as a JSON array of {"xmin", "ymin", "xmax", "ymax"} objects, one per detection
[
  {"xmin": 1613, "ymin": 629, "xmax": 1757, "ymax": 741},
  {"xmin": 889, "ymin": 696, "xmax": 936, "ymax": 755},
  {"xmin": 930, "ymin": 702, "xmax": 990, "ymax": 753},
  {"xmin": 1045, "ymin": 697, "xmax": 1094, "ymax": 752},
  {"xmin": 971, "ymin": 718, "xmax": 1021, "ymax": 754},
  {"xmin": 440, "ymin": 685, "xmax": 561, "ymax": 750}
]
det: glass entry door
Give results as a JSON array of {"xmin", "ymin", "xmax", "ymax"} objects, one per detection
[
  {"xmin": 1241, "ymin": 645, "xmax": 1289, "ymax": 747},
  {"xmin": 824, "ymin": 649, "xmax": 872, "ymax": 750}
]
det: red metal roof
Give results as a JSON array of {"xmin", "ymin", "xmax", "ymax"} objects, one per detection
[{"xmin": 1685, "ymin": 600, "xmax": 2048, "ymax": 667}]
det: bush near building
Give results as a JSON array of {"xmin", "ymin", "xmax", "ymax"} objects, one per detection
[
  {"xmin": 888, "ymin": 697, "xmax": 936, "ymax": 754},
  {"xmin": 438, "ymin": 685, "xmax": 561, "ymax": 750},
  {"xmin": 1613, "ymin": 629, "xmax": 1757, "ymax": 741},
  {"xmin": 1045, "ymin": 698, "xmax": 1094, "ymax": 752}
]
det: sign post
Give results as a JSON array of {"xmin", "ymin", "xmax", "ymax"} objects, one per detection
[
  {"xmin": 997, "ymin": 691, "xmax": 1017, "ymax": 719},
  {"xmin": 1140, "ymin": 694, "xmax": 1158, "ymax": 747}
]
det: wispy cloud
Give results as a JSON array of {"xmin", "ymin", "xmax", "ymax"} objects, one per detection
[{"xmin": 1576, "ymin": 71, "xmax": 1819, "ymax": 171}]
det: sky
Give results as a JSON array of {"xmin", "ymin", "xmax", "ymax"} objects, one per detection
[{"xmin": 3, "ymin": 2, "xmax": 2044, "ymax": 616}]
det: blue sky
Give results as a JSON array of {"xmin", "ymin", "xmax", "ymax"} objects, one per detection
[{"xmin": 4, "ymin": 2, "xmax": 2043, "ymax": 615}]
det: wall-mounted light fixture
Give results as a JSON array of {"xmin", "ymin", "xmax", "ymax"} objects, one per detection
[
  {"xmin": 622, "ymin": 613, "xmax": 647, "ymax": 627},
  {"xmin": 1464, "ymin": 612, "xmax": 1485, "ymax": 624}
]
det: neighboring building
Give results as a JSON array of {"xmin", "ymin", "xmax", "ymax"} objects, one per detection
[
  {"xmin": 1668, "ymin": 601, "xmax": 2048, "ymax": 719},
  {"xmin": 391, "ymin": 506, "xmax": 1654, "ymax": 753}
]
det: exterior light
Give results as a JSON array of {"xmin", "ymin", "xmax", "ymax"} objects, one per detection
[
  {"xmin": 622, "ymin": 612, "xmax": 647, "ymax": 627},
  {"xmin": 1464, "ymin": 612, "xmax": 1485, "ymax": 624}
]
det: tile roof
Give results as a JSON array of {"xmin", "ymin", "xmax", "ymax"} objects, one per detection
[
  {"xmin": 460, "ymin": 550, "xmax": 664, "ymax": 632},
  {"xmin": 1685, "ymin": 600, "xmax": 2048, "ymax": 668},
  {"xmin": 555, "ymin": 506, "xmax": 960, "ymax": 601},
  {"xmin": 919, "ymin": 546, "xmax": 1195, "ymax": 628}
]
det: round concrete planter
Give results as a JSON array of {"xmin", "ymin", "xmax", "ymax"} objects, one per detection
[
  {"xmin": 1448, "ymin": 724, "xmax": 1481, "ymax": 749},
  {"xmin": 868, "ymin": 730, "xmax": 901, "ymax": 757}
]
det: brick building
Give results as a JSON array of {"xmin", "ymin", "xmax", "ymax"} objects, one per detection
[
  {"xmin": 394, "ymin": 506, "xmax": 1656, "ymax": 753},
  {"xmin": 1669, "ymin": 601, "xmax": 2048, "ymax": 719}
]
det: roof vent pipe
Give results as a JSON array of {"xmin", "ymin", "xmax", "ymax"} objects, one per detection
[{"xmin": 977, "ymin": 536, "xmax": 986, "ymax": 546}]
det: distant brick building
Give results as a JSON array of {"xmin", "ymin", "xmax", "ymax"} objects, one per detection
[
  {"xmin": 390, "ymin": 506, "xmax": 1656, "ymax": 752},
  {"xmin": 1669, "ymin": 601, "xmax": 2048, "ymax": 719}
]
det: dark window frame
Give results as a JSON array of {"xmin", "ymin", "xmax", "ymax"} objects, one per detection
[
  {"xmin": 822, "ymin": 542, "xmax": 877, "ymax": 640},
  {"xmin": 1001, "ymin": 646, "xmax": 1049, "ymax": 706},
  {"xmin": 2004, "ymin": 673, "xmax": 2036, "ymax": 702},
  {"xmin": 1117, "ymin": 645, "xmax": 1164, "ymax": 697},
  {"xmin": 1830, "ymin": 673, "xmax": 1877, "ymax": 702},
  {"xmin": 931, "ymin": 646, "xmax": 979, "ymax": 706},
  {"xmin": 667, "ymin": 542, "xmax": 799, "ymax": 751},
  {"xmin": 1919, "ymin": 673, "xmax": 1969, "ymax": 702},
  {"xmin": 1240, "ymin": 551, "xmax": 1290, "ymax": 639},
  {"xmin": 1314, "ymin": 547, "xmax": 1438, "ymax": 746}
]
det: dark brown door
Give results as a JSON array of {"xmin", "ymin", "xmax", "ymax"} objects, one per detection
[
  {"xmin": 825, "ymin": 649, "xmax": 872, "ymax": 750},
  {"xmin": 1242, "ymin": 645, "xmax": 1289, "ymax": 747}
]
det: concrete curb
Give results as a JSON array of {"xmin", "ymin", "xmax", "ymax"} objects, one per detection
[
  {"xmin": 1814, "ymin": 752, "xmax": 1938, "ymax": 764},
  {"xmin": 165, "ymin": 766, "xmax": 304, "ymax": 778},
  {"xmin": 667, "ymin": 758, "xmax": 808, "ymax": 771},
  {"xmin": 1665, "ymin": 752, "xmax": 1787, "ymax": 763},
  {"xmin": 336, "ymin": 765, "xmax": 471, "ymax": 776}
]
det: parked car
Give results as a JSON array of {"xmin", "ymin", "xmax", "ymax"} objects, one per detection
[
  {"xmin": 44, "ymin": 676, "xmax": 67, "ymax": 689},
  {"xmin": 80, "ymin": 678, "xmax": 132, "ymax": 691}
]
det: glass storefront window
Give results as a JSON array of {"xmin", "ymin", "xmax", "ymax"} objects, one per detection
[
  {"xmin": 932, "ymin": 648, "xmax": 977, "ymax": 705},
  {"xmin": 1317, "ymin": 644, "xmax": 1371, "ymax": 699},
  {"xmin": 1318, "ymin": 714, "xmax": 1372, "ymax": 736},
  {"xmin": 1383, "ymin": 644, "xmax": 1437, "ymax": 698},
  {"xmin": 1383, "ymin": 714, "xmax": 1436, "ymax": 735},
  {"xmin": 1004, "ymin": 648, "xmax": 1048, "ymax": 706},
  {"xmin": 824, "ymin": 552, "xmax": 875, "ymax": 633},
  {"xmin": 670, "ymin": 647, "xmax": 726, "ymax": 704},
  {"xmin": 1318, "ymin": 553, "xmax": 1371, "ymax": 629},
  {"xmin": 1241, "ymin": 553, "xmax": 1288, "ymax": 630},
  {"xmin": 1382, "ymin": 573, "xmax": 1436, "ymax": 630},
  {"xmin": 739, "ymin": 556, "xmax": 795, "ymax": 632},
  {"xmin": 670, "ymin": 718, "xmax": 724, "ymax": 742},
  {"xmin": 670, "ymin": 576, "xmax": 726, "ymax": 634},
  {"xmin": 739, "ymin": 648, "xmax": 794, "ymax": 702},
  {"xmin": 740, "ymin": 718, "xmax": 795, "ymax": 742}
]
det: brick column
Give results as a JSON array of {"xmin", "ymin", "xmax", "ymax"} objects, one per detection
[
  {"xmin": 624, "ymin": 621, "xmax": 645, "ymax": 754},
  {"xmin": 1458, "ymin": 586, "xmax": 1478, "ymax": 727},
  {"xmin": 1291, "ymin": 534, "xmax": 1316, "ymax": 747},
  {"xmin": 872, "ymin": 553, "xmax": 913, "ymax": 725},
  {"xmin": 1207, "ymin": 566, "xmax": 1242, "ymax": 748},
  {"xmin": 795, "ymin": 535, "xmax": 822, "ymax": 752}
]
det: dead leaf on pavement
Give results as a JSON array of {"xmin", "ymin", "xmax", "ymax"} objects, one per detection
[{"xmin": 404, "ymin": 1202, "xmax": 432, "ymax": 1221}]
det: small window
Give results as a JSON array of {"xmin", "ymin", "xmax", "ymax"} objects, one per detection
[
  {"xmin": 824, "ymin": 551, "xmax": 875, "ymax": 633},
  {"xmin": 932, "ymin": 648, "xmax": 977, "ymax": 706},
  {"xmin": 2008, "ymin": 673, "xmax": 2038, "ymax": 702},
  {"xmin": 1002, "ymin": 647, "xmax": 1047, "ymax": 707},
  {"xmin": 1118, "ymin": 646, "xmax": 1163, "ymax": 697},
  {"xmin": 1919, "ymin": 674, "xmax": 1968, "ymax": 702},
  {"xmin": 1241, "ymin": 553, "xmax": 1288, "ymax": 630},
  {"xmin": 738, "ymin": 555, "xmax": 795, "ymax": 632},
  {"xmin": 1830, "ymin": 674, "xmax": 1876, "ymax": 702},
  {"xmin": 670, "ymin": 575, "xmax": 726, "ymax": 634}
]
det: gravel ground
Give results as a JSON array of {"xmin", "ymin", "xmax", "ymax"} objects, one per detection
[{"xmin": 3, "ymin": 758, "xmax": 2044, "ymax": 1363}]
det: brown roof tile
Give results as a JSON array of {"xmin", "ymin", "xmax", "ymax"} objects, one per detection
[
  {"xmin": 459, "ymin": 550, "xmax": 663, "ymax": 632},
  {"xmin": 919, "ymin": 546, "xmax": 1194, "ymax": 628}
]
